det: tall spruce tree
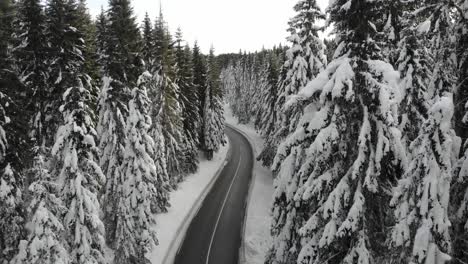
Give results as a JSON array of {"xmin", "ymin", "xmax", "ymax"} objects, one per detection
[
  {"xmin": 258, "ymin": 0, "xmax": 326, "ymax": 167},
  {"xmin": 267, "ymin": 0, "xmax": 407, "ymax": 263},
  {"xmin": 202, "ymin": 47, "xmax": 225, "ymax": 159},
  {"xmin": 452, "ymin": 2, "xmax": 468, "ymax": 262},
  {"xmin": 45, "ymin": 0, "xmax": 88, "ymax": 146},
  {"xmin": 13, "ymin": 0, "xmax": 49, "ymax": 148},
  {"xmin": 0, "ymin": 92, "xmax": 24, "ymax": 263},
  {"xmin": 392, "ymin": 1, "xmax": 460, "ymax": 263},
  {"xmin": 51, "ymin": 76, "xmax": 106, "ymax": 264},
  {"xmin": 175, "ymin": 29, "xmax": 199, "ymax": 173},
  {"xmin": 192, "ymin": 41, "xmax": 208, "ymax": 147},
  {"xmin": 153, "ymin": 15, "xmax": 188, "ymax": 184},
  {"xmin": 98, "ymin": 0, "xmax": 143, "ymax": 248},
  {"xmin": 114, "ymin": 72, "xmax": 168, "ymax": 264}
]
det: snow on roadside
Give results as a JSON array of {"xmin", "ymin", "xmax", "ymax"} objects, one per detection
[
  {"xmin": 225, "ymin": 105, "xmax": 273, "ymax": 264},
  {"xmin": 147, "ymin": 142, "xmax": 229, "ymax": 264}
]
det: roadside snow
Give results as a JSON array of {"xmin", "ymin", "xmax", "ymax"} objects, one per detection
[
  {"xmin": 147, "ymin": 142, "xmax": 229, "ymax": 264},
  {"xmin": 225, "ymin": 105, "xmax": 274, "ymax": 264}
]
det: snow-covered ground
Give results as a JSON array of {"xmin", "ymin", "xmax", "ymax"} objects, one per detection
[
  {"xmin": 225, "ymin": 105, "xmax": 274, "ymax": 264},
  {"xmin": 147, "ymin": 142, "xmax": 230, "ymax": 264}
]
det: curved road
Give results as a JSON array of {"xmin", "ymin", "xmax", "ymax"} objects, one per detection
[{"xmin": 174, "ymin": 126, "xmax": 254, "ymax": 264}]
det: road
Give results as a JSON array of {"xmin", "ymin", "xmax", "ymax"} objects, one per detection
[{"xmin": 174, "ymin": 126, "xmax": 254, "ymax": 264}]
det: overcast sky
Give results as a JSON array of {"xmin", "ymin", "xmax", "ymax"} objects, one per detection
[{"xmin": 88, "ymin": 0, "xmax": 330, "ymax": 54}]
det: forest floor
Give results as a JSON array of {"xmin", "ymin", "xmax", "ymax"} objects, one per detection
[
  {"xmin": 224, "ymin": 105, "xmax": 274, "ymax": 264},
  {"xmin": 147, "ymin": 142, "xmax": 230, "ymax": 264}
]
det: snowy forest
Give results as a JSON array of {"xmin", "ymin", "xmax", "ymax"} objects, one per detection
[
  {"xmin": 2, "ymin": 0, "xmax": 468, "ymax": 263},
  {"xmin": 222, "ymin": 0, "xmax": 468, "ymax": 264},
  {"xmin": 0, "ymin": 0, "xmax": 226, "ymax": 263}
]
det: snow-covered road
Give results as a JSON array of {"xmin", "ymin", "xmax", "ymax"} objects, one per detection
[{"xmin": 174, "ymin": 126, "xmax": 254, "ymax": 264}]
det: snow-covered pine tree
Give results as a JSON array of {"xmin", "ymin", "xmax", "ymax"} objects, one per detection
[
  {"xmin": 95, "ymin": 6, "xmax": 108, "ymax": 74},
  {"xmin": 175, "ymin": 29, "xmax": 199, "ymax": 174},
  {"xmin": 97, "ymin": 0, "xmax": 143, "ymax": 246},
  {"xmin": 391, "ymin": 1, "xmax": 461, "ymax": 263},
  {"xmin": 203, "ymin": 47, "xmax": 225, "ymax": 160},
  {"xmin": 0, "ymin": 92, "xmax": 24, "ymax": 263},
  {"xmin": 50, "ymin": 76, "xmax": 106, "ymax": 264},
  {"xmin": 394, "ymin": 0, "xmax": 433, "ymax": 146},
  {"xmin": 12, "ymin": 149, "xmax": 68, "ymax": 264},
  {"xmin": 267, "ymin": 0, "xmax": 407, "ymax": 263},
  {"xmin": 153, "ymin": 15, "xmax": 189, "ymax": 185},
  {"xmin": 258, "ymin": 0, "xmax": 326, "ymax": 167},
  {"xmin": 143, "ymin": 69, "xmax": 171, "ymax": 213},
  {"xmin": 450, "ymin": 1, "xmax": 468, "ymax": 262},
  {"xmin": 13, "ymin": 0, "xmax": 49, "ymax": 148},
  {"xmin": 192, "ymin": 42, "xmax": 208, "ymax": 147},
  {"xmin": 141, "ymin": 12, "xmax": 154, "ymax": 66},
  {"xmin": 454, "ymin": 0, "xmax": 468, "ymax": 141},
  {"xmin": 114, "ymin": 72, "xmax": 169, "ymax": 264},
  {"xmin": 45, "ymin": 0, "xmax": 88, "ymax": 146},
  {"xmin": 254, "ymin": 52, "xmax": 280, "ymax": 138}
]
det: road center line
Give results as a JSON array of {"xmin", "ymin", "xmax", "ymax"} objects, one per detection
[{"xmin": 205, "ymin": 147, "xmax": 243, "ymax": 264}]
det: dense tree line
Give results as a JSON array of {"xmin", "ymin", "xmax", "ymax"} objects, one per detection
[
  {"xmin": 0, "ymin": 0, "xmax": 225, "ymax": 263},
  {"xmin": 223, "ymin": 0, "xmax": 468, "ymax": 263}
]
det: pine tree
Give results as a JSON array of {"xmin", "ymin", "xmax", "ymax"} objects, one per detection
[
  {"xmin": 258, "ymin": 0, "xmax": 326, "ymax": 167},
  {"xmin": 95, "ymin": 6, "xmax": 108, "ymax": 74},
  {"xmin": 12, "ymin": 150, "xmax": 68, "ymax": 264},
  {"xmin": 50, "ymin": 76, "xmax": 106, "ymax": 264},
  {"xmin": 254, "ymin": 53, "xmax": 279, "ymax": 139},
  {"xmin": 153, "ymin": 15, "xmax": 189, "ymax": 184},
  {"xmin": 76, "ymin": 0, "xmax": 99, "ymax": 82},
  {"xmin": 450, "ymin": 1, "xmax": 468, "ymax": 263},
  {"xmin": 13, "ymin": 0, "xmax": 49, "ymax": 148},
  {"xmin": 104, "ymin": 0, "xmax": 142, "ymax": 84},
  {"xmin": 0, "ymin": 93, "xmax": 24, "ymax": 263},
  {"xmin": 98, "ymin": 0, "xmax": 142, "ymax": 246},
  {"xmin": 45, "ymin": 0, "xmax": 88, "ymax": 146},
  {"xmin": 114, "ymin": 72, "xmax": 168, "ymax": 264},
  {"xmin": 267, "ymin": 0, "xmax": 407, "ymax": 263},
  {"xmin": 454, "ymin": 0, "xmax": 468, "ymax": 140},
  {"xmin": 175, "ymin": 30, "xmax": 199, "ymax": 174},
  {"xmin": 391, "ymin": 1, "xmax": 460, "ymax": 263},
  {"xmin": 141, "ymin": 13, "xmax": 154, "ymax": 65},
  {"xmin": 192, "ymin": 41, "xmax": 208, "ymax": 147},
  {"xmin": 203, "ymin": 48, "xmax": 225, "ymax": 160}
]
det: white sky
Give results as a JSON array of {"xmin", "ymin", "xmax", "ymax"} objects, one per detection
[{"xmin": 88, "ymin": 0, "xmax": 330, "ymax": 54}]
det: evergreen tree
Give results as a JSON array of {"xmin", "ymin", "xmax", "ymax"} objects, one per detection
[
  {"xmin": 392, "ymin": 2, "xmax": 460, "ymax": 263},
  {"xmin": 141, "ymin": 13, "xmax": 154, "ymax": 65},
  {"xmin": 203, "ymin": 48, "xmax": 225, "ymax": 160},
  {"xmin": 50, "ymin": 76, "xmax": 106, "ymax": 264},
  {"xmin": 12, "ymin": 150, "xmax": 68, "ymax": 264},
  {"xmin": 254, "ymin": 53, "xmax": 279, "ymax": 139},
  {"xmin": 153, "ymin": 15, "xmax": 189, "ymax": 184},
  {"xmin": 267, "ymin": 0, "xmax": 407, "ymax": 263},
  {"xmin": 455, "ymin": 0, "xmax": 468, "ymax": 141},
  {"xmin": 76, "ymin": 0, "xmax": 99, "ymax": 82},
  {"xmin": 258, "ymin": 0, "xmax": 326, "ymax": 167},
  {"xmin": 13, "ymin": 0, "xmax": 49, "ymax": 148},
  {"xmin": 114, "ymin": 72, "xmax": 168, "ymax": 264},
  {"xmin": 98, "ymin": 0, "xmax": 142, "ymax": 246},
  {"xmin": 0, "ymin": 93, "xmax": 24, "ymax": 263},
  {"xmin": 45, "ymin": 0, "xmax": 88, "ymax": 146},
  {"xmin": 104, "ymin": 0, "xmax": 142, "ymax": 84},
  {"xmin": 175, "ymin": 30, "xmax": 199, "ymax": 173},
  {"xmin": 192, "ymin": 41, "xmax": 208, "ymax": 146},
  {"xmin": 95, "ymin": 6, "xmax": 108, "ymax": 74}
]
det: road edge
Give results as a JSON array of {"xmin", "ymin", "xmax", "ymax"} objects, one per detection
[
  {"xmin": 225, "ymin": 124, "xmax": 258, "ymax": 264},
  {"xmin": 162, "ymin": 135, "xmax": 232, "ymax": 264}
]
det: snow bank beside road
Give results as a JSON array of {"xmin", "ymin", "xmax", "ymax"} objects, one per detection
[
  {"xmin": 147, "ymin": 141, "xmax": 230, "ymax": 264},
  {"xmin": 225, "ymin": 106, "xmax": 274, "ymax": 264}
]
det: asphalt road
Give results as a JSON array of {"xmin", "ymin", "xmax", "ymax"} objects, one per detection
[{"xmin": 174, "ymin": 126, "xmax": 254, "ymax": 264}]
